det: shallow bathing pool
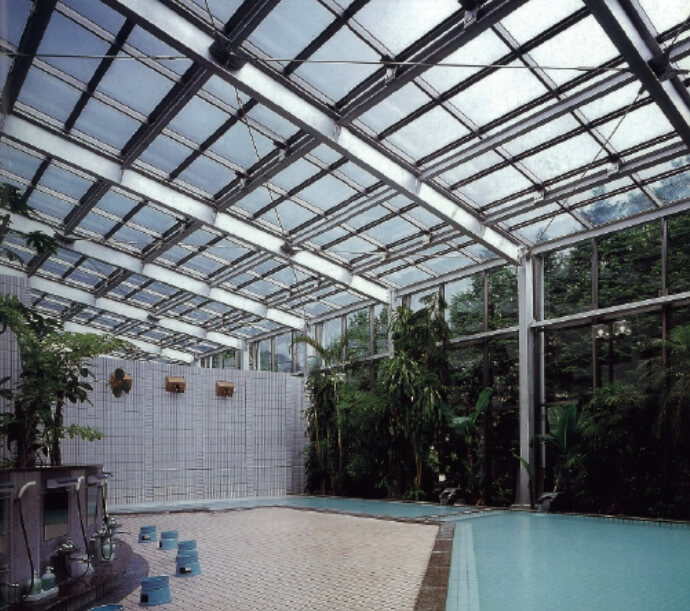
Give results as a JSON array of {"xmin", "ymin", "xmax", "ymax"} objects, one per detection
[{"xmin": 446, "ymin": 512, "xmax": 690, "ymax": 611}]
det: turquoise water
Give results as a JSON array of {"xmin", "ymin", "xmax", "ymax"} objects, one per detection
[
  {"xmin": 112, "ymin": 494, "xmax": 475, "ymax": 519},
  {"xmin": 446, "ymin": 512, "xmax": 690, "ymax": 611}
]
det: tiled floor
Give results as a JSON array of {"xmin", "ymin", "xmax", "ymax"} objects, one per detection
[{"xmin": 114, "ymin": 507, "xmax": 438, "ymax": 610}]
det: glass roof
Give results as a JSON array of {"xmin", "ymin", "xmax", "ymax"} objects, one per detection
[{"xmin": 1, "ymin": 0, "xmax": 689, "ymax": 363}]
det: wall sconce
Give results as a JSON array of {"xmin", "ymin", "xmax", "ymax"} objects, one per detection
[
  {"xmin": 216, "ymin": 381, "xmax": 235, "ymax": 397},
  {"xmin": 592, "ymin": 324, "xmax": 610, "ymax": 340},
  {"xmin": 612, "ymin": 320, "xmax": 632, "ymax": 336},
  {"xmin": 165, "ymin": 376, "xmax": 186, "ymax": 393}
]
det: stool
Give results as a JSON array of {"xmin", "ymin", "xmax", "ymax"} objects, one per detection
[
  {"xmin": 139, "ymin": 576, "xmax": 172, "ymax": 606},
  {"xmin": 175, "ymin": 549, "xmax": 201, "ymax": 577},
  {"xmin": 159, "ymin": 530, "xmax": 178, "ymax": 550},
  {"xmin": 177, "ymin": 540, "xmax": 196, "ymax": 552},
  {"xmin": 138, "ymin": 526, "xmax": 156, "ymax": 543}
]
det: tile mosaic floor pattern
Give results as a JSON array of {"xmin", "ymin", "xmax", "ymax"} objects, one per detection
[{"xmin": 113, "ymin": 507, "xmax": 438, "ymax": 610}]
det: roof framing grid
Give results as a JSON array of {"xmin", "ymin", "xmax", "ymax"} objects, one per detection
[
  {"xmin": 101, "ymin": 0, "xmax": 522, "ymax": 265},
  {"xmin": 0, "ymin": 265, "xmax": 244, "ymax": 350},
  {"xmin": 6, "ymin": 210, "xmax": 302, "ymax": 331},
  {"xmin": 582, "ymin": 0, "xmax": 690, "ymax": 149},
  {"xmin": 63, "ymin": 320, "xmax": 195, "ymax": 363}
]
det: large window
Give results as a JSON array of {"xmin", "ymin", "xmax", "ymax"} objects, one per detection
[
  {"xmin": 544, "ymin": 326, "xmax": 592, "ymax": 402},
  {"xmin": 446, "ymin": 274, "xmax": 483, "ymax": 336},
  {"xmin": 274, "ymin": 333, "xmax": 292, "ymax": 372},
  {"xmin": 544, "ymin": 242, "xmax": 592, "ymax": 318},
  {"xmin": 667, "ymin": 213, "xmax": 690, "ymax": 295},
  {"xmin": 487, "ymin": 267, "xmax": 518, "ymax": 331}
]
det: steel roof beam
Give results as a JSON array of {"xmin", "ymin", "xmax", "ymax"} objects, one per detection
[
  {"xmin": 7, "ymin": 209, "xmax": 304, "ymax": 330},
  {"xmin": 102, "ymin": 0, "xmax": 521, "ymax": 263},
  {"xmin": 3, "ymin": 114, "xmax": 388, "ymax": 303},
  {"xmin": 582, "ymin": 0, "xmax": 690, "ymax": 149}
]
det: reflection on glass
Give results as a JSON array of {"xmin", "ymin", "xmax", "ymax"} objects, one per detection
[
  {"xmin": 87, "ymin": 486, "xmax": 99, "ymax": 526},
  {"xmin": 347, "ymin": 309, "xmax": 370, "ymax": 360},
  {"xmin": 44, "ymin": 489, "xmax": 69, "ymax": 540},
  {"xmin": 259, "ymin": 339, "xmax": 271, "ymax": 371},
  {"xmin": 274, "ymin": 333, "xmax": 292, "ymax": 372}
]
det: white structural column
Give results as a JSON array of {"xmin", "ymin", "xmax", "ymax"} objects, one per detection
[
  {"xmin": 103, "ymin": 0, "xmax": 522, "ymax": 264},
  {"xmin": 516, "ymin": 255, "xmax": 536, "ymax": 506}
]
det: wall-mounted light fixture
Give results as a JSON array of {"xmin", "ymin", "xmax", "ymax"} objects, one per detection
[
  {"xmin": 593, "ymin": 320, "xmax": 632, "ymax": 340},
  {"xmin": 592, "ymin": 323, "xmax": 610, "ymax": 340},
  {"xmin": 165, "ymin": 376, "xmax": 186, "ymax": 393},
  {"xmin": 216, "ymin": 381, "xmax": 235, "ymax": 397},
  {"xmin": 612, "ymin": 319, "xmax": 632, "ymax": 336}
]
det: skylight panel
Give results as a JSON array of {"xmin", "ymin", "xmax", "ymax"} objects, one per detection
[
  {"xmin": 637, "ymin": 0, "xmax": 690, "ymax": 37},
  {"xmin": 578, "ymin": 81, "xmax": 642, "ymax": 122},
  {"xmin": 41, "ymin": 259, "xmax": 71, "ymax": 277},
  {"xmin": 360, "ymin": 81, "xmax": 432, "ymax": 132},
  {"xmin": 26, "ymin": 191, "xmax": 74, "ymax": 221},
  {"xmin": 168, "ymin": 97, "xmax": 229, "ymax": 144},
  {"xmin": 73, "ymin": 98, "xmax": 140, "ymax": 150},
  {"xmin": 206, "ymin": 240, "xmax": 251, "ymax": 262},
  {"xmin": 424, "ymin": 252, "xmax": 474, "ymax": 274},
  {"xmin": 0, "ymin": 142, "xmax": 43, "ymax": 179},
  {"xmin": 437, "ymin": 150, "xmax": 504, "ymax": 185},
  {"xmin": 95, "ymin": 190, "xmax": 139, "ymax": 218},
  {"xmin": 126, "ymin": 26, "xmax": 193, "ymax": 75},
  {"xmin": 325, "ymin": 291, "xmax": 361, "ymax": 307},
  {"xmin": 209, "ymin": 123, "xmax": 274, "ymax": 169},
  {"xmin": 346, "ymin": 205, "xmax": 388, "ymax": 230},
  {"xmin": 500, "ymin": 0, "xmax": 584, "ymax": 45},
  {"xmin": 308, "ymin": 226, "xmax": 349, "ymax": 246},
  {"xmin": 176, "ymin": 155, "xmax": 235, "ymax": 194},
  {"xmin": 579, "ymin": 189, "xmax": 654, "ymax": 225},
  {"xmin": 296, "ymin": 175, "xmax": 357, "ymax": 210},
  {"xmin": 248, "ymin": 0, "xmax": 334, "ymax": 60},
  {"xmin": 331, "ymin": 235, "xmax": 378, "ymax": 259},
  {"xmin": 386, "ymin": 106, "xmax": 470, "ymax": 159},
  {"xmin": 404, "ymin": 206, "xmax": 444, "ymax": 229},
  {"xmin": 60, "ymin": 0, "xmax": 126, "ymax": 34},
  {"xmin": 39, "ymin": 164, "xmax": 92, "ymax": 200},
  {"xmin": 383, "ymin": 266, "xmax": 431, "ymax": 286},
  {"xmin": 17, "ymin": 68, "xmax": 82, "ymax": 125},
  {"xmin": 271, "ymin": 158, "xmax": 321, "ymax": 190},
  {"xmin": 501, "ymin": 114, "xmax": 582, "ymax": 157},
  {"xmin": 448, "ymin": 60, "xmax": 547, "ymax": 127},
  {"xmin": 310, "ymin": 144, "xmax": 341, "ymax": 165},
  {"xmin": 182, "ymin": 229, "xmax": 216, "ymax": 247},
  {"xmin": 139, "ymin": 135, "xmax": 192, "ymax": 175},
  {"xmin": 110, "ymin": 225, "xmax": 154, "ymax": 251},
  {"xmin": 189, "ymin": 0, "xmax": 243, "ymax": 22},
  {"xmin": 355, "ymin": 0, "xmax": 458, "ymax": 55},
  {"xmin": 422, "ymin": 30, "xmax": 510, "ymax": 93},
  {"xmin": 78, "ymin": 211, "xmax": 117, "ymax": 236},
  {"xmin": 267, "ymin": 266, "xmax": 310, "ymax": 285},
  {"xmin": 262, "ymin": 201, "xmax": 315, "ymax": 232},
  {"xmin": 459, "ymin": 165, "xmax": 533, "ymax": 207},
  {"xmin": 519, "ymin": 132, "xmax": 602, "ymax": 181},
  {"xmin": 130, "ymin": 290, "xmax": 163, "ymax": 306},
  {"xmin": 515, "ymin": 212, "xmax": 583, "ymax": 243},
  {"xmin": 203, "ymin": 77, "xmax": 251, "ymax": 107},
  {"xmin": 599, "ymin": 104, "xmax": 674, "ymax": 152},
  {"xmin": 130, "ymin": 207, "xmax": 178, "ymax": 234},
  {"xmin": 98, "ymin": 53, "xmax": 173, "ymax": 116},
  {"xmin": 647, "ymin": 170, "xmax": 690, "ymax": 203},
  {"xmin": 235, "ymin": 188, "xmax": 275, "ymax": 214},
  {"xmin": 4, "ymin": 0, "xmax": 32, "ymax": 46},
  {"xmin": 528, "ymin": 16, "xmax": 620, "ymax": 87},
  {"xmin": 244, "ymin": 278, "xmax": 279, "ymax": 297},
  {"xmin": 38, "ymin": 12, "xmax": 109, "ymax": 82},
  {"xmin": 294, "ymin": 26, "xmax": 380, "ymax": 101},
  {"xmin": 67, "ymin": 268, "xmax": 101, "ymax": 288},
  {"xmin": 566, "ymin": 176, "xmax": 634, "ymax": 206},
  {"xmin": 365, "ymin": 217, "xmax": 418, "ymax": 243},
  {"xmin": 338, "ymin": 162, "xmax": 378, "ymax": 188},
  {"xmin": 247, "ymin": 105, "xmax": 298, "ymax": 139}
]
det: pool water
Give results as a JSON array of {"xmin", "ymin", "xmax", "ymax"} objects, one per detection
[{"xmin": 446, "ymin": 512, "xmax": 690, "ymax": 611}]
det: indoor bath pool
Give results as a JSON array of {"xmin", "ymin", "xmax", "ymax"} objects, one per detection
[{"xmin": 446, "ymin": 512, "xmax": 690, "ymax": 611}]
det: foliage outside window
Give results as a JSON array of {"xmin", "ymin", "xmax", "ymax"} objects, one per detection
[
  {"xmin": 667, "ymin": 213, "xmax": 690, "ymax": 295},
  {"xmin": 258, "ymin": 339, "xmax": 271, "ymax": 371},
  {"xmin": 545, "ymin": 326, "xmax": 592, "ymax": 402},
  {"xmin": 346, "ymin": 309, "xmax": 370, "ymax": 360},
  {"xmin": 373, "ymin": 304, "xmax": 388, "ymax": 354},
  {"xmin": 446, "ymin": 274, "xmax": 483, "ymax": 336},
  {"xmin": 274, "ymin": 333, "xmax": 292, "ymax": 372},
  {"xmin": 487, "ymin": 267, "xmax": 518, "ymax": 331},
  {"xmin": 544, "ymin": 242, "xmax": 592, "ymax": 318}
]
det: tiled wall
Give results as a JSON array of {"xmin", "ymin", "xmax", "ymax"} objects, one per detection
[{"xmin": 1, "ymin": 275, "xmax": 308, "ymax": 504}]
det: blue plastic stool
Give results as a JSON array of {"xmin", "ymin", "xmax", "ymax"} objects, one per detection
[
  {"xmin": 177, "ymin": 540, "xmax": 196, "ymax": 552},
  {"xmin": 138, "ymin": 525, "xmax": 156, "ymax": 543},
  {"xmin": 159, "ymin": 530, "xmax": 178, "ymax": 550},
  {"xmin": 89, "ymin": 605, "xmax": 124, "ymax": 611},
  {"xmin": 139, "ymin": 576, "xmax": 172, "ymax": 606},
  {"xmin": 175, "ymin": 549, "xmax": 201, "ymax": 577}
]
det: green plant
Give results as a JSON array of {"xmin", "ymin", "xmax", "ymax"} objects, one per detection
[
  {"xmin": 109, "ymin": 368, "xmax": 132, "ymax": 398},
  {"xmin": 0, "ymin": 295, "xmax": 129, "ymax": 467},
  {"xmin": 534, "ymin": 403, "xmax": 581, "ymax": 493}
]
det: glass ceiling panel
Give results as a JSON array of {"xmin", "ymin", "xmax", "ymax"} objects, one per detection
[
  {"xmin": 519, "ymin": 132, "xmax": 602, "ymax": 181},
  {"xmin": 422, "ymin": 29, "xmax": 510, "ymax": 93},
  {"xmin": 424, "ymin": 253, "xmax": 474, "ymax": 275},
  {"xmin": 203, "ymin": 77, "xmax": 250, "ymax": 106},
  {"xmin": 205, "ymin": 240, "xmax": 250, "ymax": 263},
  {"xmin": 358, "ymin": 83, "xmax": 430, "ymax": 132},
  {"xmin": 110, "ymin": 225, "xmax": 154, "ymax": 250},
  {"xmin": 262, "ymin": 201, "xmax": 315, "ymax": 232},
  {"xmin": 139, "ymin": 135, "xmax": 191, "ymax": 174},
  {"xmin": 41, "ymin": 259, "xmax": 70, "ymax": 277},
  {"xmin": 95, "ymin": 190, "xmax": 138, "ymax": 218},
  {"xmin": 308, "ymin": 226, "xmax": 349, "ymax": 246},
  {"xmin": 209, "ymin": 123, "xmax": 275, "ymax": 169},
  {"xmin": 183, "ymin": 255, "xmax": 225, "ymax": 275},
  {"xmin": 437, "ymin": 150, "xmax": 504, "ymax": 185},
  {"xmin": 346, "ymin": 205, "xmax": 388, "ymax": 229},
  {"xmin": 17, "ymin": 68, "xmax": 82, "ymax": 125},
  {"xmin": 38, "ymin": 12, "xmax": 108, "ymax": 82},
  {"xmin": 39, "ymin": 164, "xmax": 92, "ymax": 200},
  {"xmin": 73, "ymin": 98, "xmax": 140, "ymax": 150},
  {"xmin": 579, "ymin": 189, "xmax": 654, "ymax": 225},
  {"xmin": 355, "ymin": 0, "xmax": 457, "ymax": 55},
  {"xmin": 176, "ymin": 155, "xmax": 235, "ymax": 194},
  {"xmin": 267, "ymin": 266, "xmax": 310, "ymax": 285},
  {"xmin": 599, "ymin": 104, "xmax": 673, "ymax": 152},
  {"xmin": 331, "ymin": 235, "xmax": 378, "ymax": 259},
  {"xmin": 247, "ymin": 105, "xmax": 298, "ymax": 140},
  {"xmin": 384, "ymin": 266, "xmax": 432, "ymax": 286},
  {"xmin": 515, "ymin": 212, "xmax": 583, "ymax": 243},
  {"xmin": 405, "ymin": 206, "xmax": 444, "ymax": 228},
  {"xmin": 637, "ymin": 0, "xmax": 690, "ymax": 37},
  {"xmin": 459, "ymin": 165, "xmax": 533, "ymax": 208},
  {"xmin": 189, "ymin": 0, "xmax": 243, "ymax": 22},
  {"xmin": 0, "ymin": 142, "xmax": 43, "ymax": 179},
  {"xmin": 168, "ymin": 97, "xmax": 229, "ymax": 144},
  {"xmin": 500, "ymin": 0, "xmax": 584, "ymax": 46},
  {"xmin": 26, "ymin": 191, "xmax": 73, "ymax": 221},
  {"xmin": 294, "ymin": 25, "xmax": 380, "ymax": 101},
  {"xmin": 4, "ymin": 0, "xmax": 32, "ymax": 46},
  {"xmin": 78, "ymin": 212, "xmax": 116, "ymax": 236},
  {"xmin": 578, "ymin": 81, "xmax": 642, "ymax": 122},
  {"xmin": 502, "ymin": 114, "xmax": 582, "ymax": 157},
  {"xmin": 449, "ymin": 60, "xmax": 547, "ymax": 127},
  {"xmin": 310, "ymin": 144, "xmax": 341, "ymax": 165},
  {"xmin": 271, "ymin": 158, "xmax": 320, "ymax": 190},
  {"xmin": 528, "ymin": 16, "xmax": 620, "ymax": 87},
  {"xmin": 365, "ymin": 217, "xmax": 418, "ymax": 243},
  {"xmin": 126, "ymin": 26, "xmax": 193, "ymax": 75},
  {"xmin": 67, "ymin": 268, "xmax": 101, "ymax": 287},
  {"xmin": 61, "ymin": 0, "xmax": 126, "ymax": 34},
  {"xmin": 130, "ymin": 207, "xmax": 177, "ymax": 234},
  {"xmin": 338, "ymin": 162, "xmax": 377, "ymax": 188},
  {"xmin": 296, "ymin": 175, "xmax": 356, "ymax": 210},
  {"xmin": 648, "ymin": 170, "xmax": 690, "ymax": 204},
  {"xmin": 566, "ymin": 176, "xmax": 634, "ymax": 206},
  {"xmin": 235, "ymin": 188, "xmax": 274, "ymax": 214},
  {"xmin": 98, "ymin": 54, "xmax": 173, "ymax": 116},
  {"xmin": 244, "ymin": 279, "xmax": 279, "ymax": 297},
  {"xmin": 386, "ymin": 105, "xmax": 470, "ymax": 159},
  {"xmin": 182, "ymin": 229, "xmax": 215, "ymax": 247},
  {"xmin": 248, "ymin": 0, "xmax": 333, "ymax": 61}
]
